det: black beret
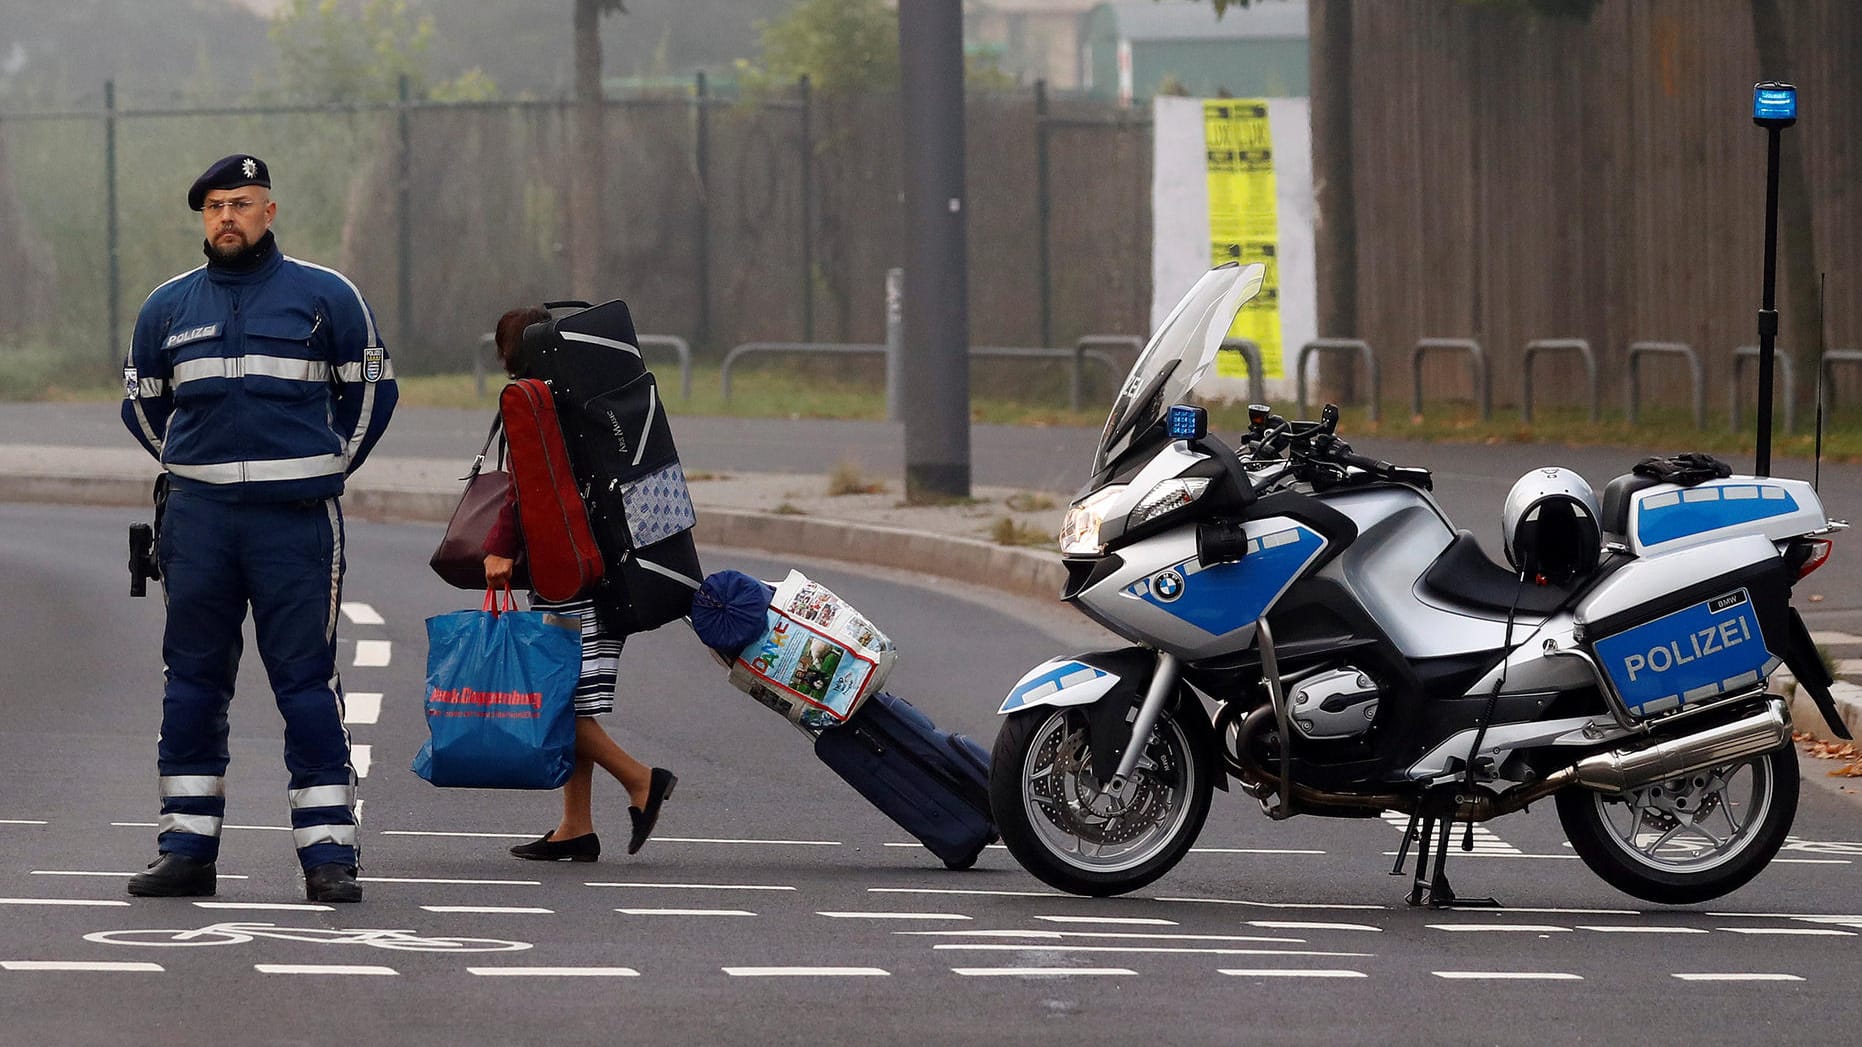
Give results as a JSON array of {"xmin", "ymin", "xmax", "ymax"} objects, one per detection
[{"xmin": 188, "ymin": 154, "xmax": 271, "ymax": 211}]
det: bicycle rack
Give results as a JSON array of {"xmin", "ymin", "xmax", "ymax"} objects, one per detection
[
  {"xmin": 1820, "ymin": 348, "xmax": 1862, "ymax": 412},
  {"xmin": 1521, "ymin": 338, "xmax": 1599, "ymax": 424},
  {"xmin": 1410, "ymin": 338, "xmax": 1490, "ymax": 421},
  {"xmin": 1075, "ymin": 335, "xmax": 1143, "ymax": 411},
  {"xmin": 1220, "ymin": 338, "xmax": 1266, "ymax": 407},
  {"xmin": 1296, "ymin": 339, "xmax": 1380, "ymax": 422},
  {"xmin": 1729, "ymin": 345, "xmax": 1795, "ymax": 434},
  {"xmin": 1626, "ymin": 341, "xmax": 1704, "ymax": 429}
]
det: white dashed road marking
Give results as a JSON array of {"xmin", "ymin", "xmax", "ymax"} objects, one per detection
[
  {"xmin": 588, "ymin": 882, "xmax": 796, "ymax": 892},
  {"xmin": 653, "ymin": 837, "xmax": 840, "ymax": 847},
  {"xmin": 351, "ymin": 745, "xmax": 373, "ymax": 778},
  {"xmin": 353, "ymin": 641, "xmax": 391, "ymax": 667},
  {"xmin": 1433, "ymin": 971, "xmax": 1582, "ymax": 981},
  {"xmin": 1578, "ymin": 925, "xmax": 1709, "ymax": 934},
  {"xmin": 0, "ymin": 820, "xmax": 47, "ymax": 826},
  {"xmin": 869, "ymin": 887, "xmax": 1066, "ymax": 899},
  {"xmin": 953, "ymin": 967, "xmax": 1136, "ymax": 977},
  {"xmin": 194, "ymin": 902, "xmax": 332, "ymax": 912},
  {"xmin": 255, "ymin": 964, "xmax": 398, "ymax": 976},
  {"xmin": 1034, "ymin": 915, "xmax": 1177, "ymax": 926},
  {"xmin": 1672, "ymin": 973, "xmax": 1805, "ymax": 982},
  {"xmin": 340, "ymin": 603, "xmax": 384, "ymax": 625},
  {"xmin": 724, "ymin": 967, "xmax": 889, "ymax": 977},
  {"xmin": 1220, "ymin": 969, "xmax": 1367, "ymax": 979},
  {"xmin": 1429, "ymin": 925, "xmax": 1571, "ymax": 933},
  {"xmin": 1158, "ymin": 897, "xmax": 1386, "ymax": 910},
  {"xmin": 343, "ymin": 693, "xmax": 382, "ymax": 725},
  {"xmin": 423, "ymin": 906, "xmax": 555, "ymax": 915},
  {"xmin": 900, "ymin": 930, "xmax": 1300, "ymax": 944},
  {"xmin": 468, "ymin": 967, "xmax": 638, "ymax": 977},
  {"xmin": 359, "ymin": 876, "xmax": 539, "ymax": 886},
  {"xmin": 1, "ymin": 961, "xmax": 163, "ymax": 972},
  {"xmin": 1247, "ymin": 921, "xmax": 1382, "ymax": 932},
  {"xmin": 0, "ymin": 898, "xmax": 131, "ymax": 908},
  {"xmin": 933, "ymin": 945, "xmax": 1371, "ymax": 958},
  {"xmin": 817, "ymin": 912, "xmax": 973, "ymax": 921},
  {"xmin": 382, "ymin": 831, "xmax": 536, "ymax": 840},
  {"xmin": 617, "ymin": 908, "xmax": 756, "ymax": 917},
  {"xmin": 1716, "ymin": 927, "xmax": 1855, "ymax": 936}
]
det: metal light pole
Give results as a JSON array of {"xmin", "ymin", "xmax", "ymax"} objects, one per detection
[
  {"xmin": 1751, "ymin": 81, "xmax": 1797, "ymax": 478},
  {"xmin": 899, "ymin": 0, "xmax": 972, "ymax": 501}
]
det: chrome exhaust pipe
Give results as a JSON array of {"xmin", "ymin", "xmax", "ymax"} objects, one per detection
[{"xmin": 1571, "ymin": 698, "xmax": 1790, "ymax": 794}]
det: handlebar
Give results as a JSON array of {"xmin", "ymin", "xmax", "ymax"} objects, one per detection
[{"xmin": 1240, "ymin": 404, "xmax": 1432, "ymax": 491}]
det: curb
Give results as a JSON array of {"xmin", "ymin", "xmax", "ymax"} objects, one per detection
[
  {"xmin": 1780, "ymin": 674, "xmax": 1862, "ymax": 745},
  {"xmin": 0, "ymin": 473, "xmax": 1068, "ymax": 605}
]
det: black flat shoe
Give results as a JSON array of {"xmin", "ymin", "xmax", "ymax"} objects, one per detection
[
  {"xmin": 304, "ymin": 863, "xmax": 362, "ymax": 903},
  {"xmin": 126, "ymin": 853, "xmax": 216, "ymax": 898},
  {"xmin": 510, "ymin": 830, "xmax": 600, "ymax": 862},
  {"xmin": 627, "ymin": 768, "xmax": 678, "ymax": 855}
]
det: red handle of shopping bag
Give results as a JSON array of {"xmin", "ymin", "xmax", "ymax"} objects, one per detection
[{"xmin": 481, "ymin": 583, "xmax": 517, "ymax": 615}]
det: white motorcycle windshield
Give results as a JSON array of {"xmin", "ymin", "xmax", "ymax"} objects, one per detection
[{"xmin": 1095, "ymin": 262, "xmax": 1265, "ymax": 474}]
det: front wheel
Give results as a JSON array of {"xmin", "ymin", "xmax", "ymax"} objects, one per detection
[
  {"xmin": 990, "ymin": 702, "xmax": 1214, "ymax": 897},
  {"xmin": 1556, "ymin": 745, "xmax": 1799, "ymax": 905}
]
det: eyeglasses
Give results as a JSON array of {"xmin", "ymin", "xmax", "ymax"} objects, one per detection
[{"xmin": 202, "ymin": 199, "xmax": 261, "ymax": 216}]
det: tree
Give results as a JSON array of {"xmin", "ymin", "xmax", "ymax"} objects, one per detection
[
  {"xmin": 268, "ymin": 0, "xmax": 497, "ymax": 102},
  {"xmin": 570, "ymin": 0, "xmax": 626, "ymax": 300},
  {"xmin": 738, "ymin": 0, "xmax": 1012, "ymax": 95}
]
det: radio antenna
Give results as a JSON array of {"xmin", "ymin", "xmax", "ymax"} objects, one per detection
[{"xmin": 1814, "ymin": 272, "xmax": 1827, "ymax": 491}]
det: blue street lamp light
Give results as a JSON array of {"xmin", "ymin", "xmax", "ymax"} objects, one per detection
[{"xmin": 1750, "ymin": 81, "xmax": 1797, "ymax": 477}]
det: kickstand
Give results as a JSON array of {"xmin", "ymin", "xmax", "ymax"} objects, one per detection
[
  {"xmin": 1404, "ymin": 814, "xmax": 1499, "ymax": 909},
  {"xmin": 1390, "ymin": 810, "xmax": 1421, "ymax": 876}
]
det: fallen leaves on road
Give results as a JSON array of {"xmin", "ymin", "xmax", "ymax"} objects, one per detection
[{"xmin": 1794, "ymin": 732, "xmax": 1862, "ymax": 776}]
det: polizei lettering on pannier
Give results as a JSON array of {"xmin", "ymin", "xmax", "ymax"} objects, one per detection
[{"xmin": 1591, "ymin": 588, "xmax": 1777, "ymax": 718}]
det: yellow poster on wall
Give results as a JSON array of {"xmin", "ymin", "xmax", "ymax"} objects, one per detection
[{"xmin": 1203, "ymin": 100, "xmax": 1282, "ymax": 380}]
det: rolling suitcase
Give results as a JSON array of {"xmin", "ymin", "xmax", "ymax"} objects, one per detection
[
  {"xmin": 813, "ymin": 692, "xmax": 997, "ymax": 870},
  {"xmin": 499, "ymin": 378, "xmax": 604, "ymax": 601}
]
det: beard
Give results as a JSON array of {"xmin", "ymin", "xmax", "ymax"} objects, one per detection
[{"xmin": 207, "ymin": 230, "xmax": 251, "ymax": 258}]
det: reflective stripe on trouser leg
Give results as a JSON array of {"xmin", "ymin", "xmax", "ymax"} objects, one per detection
[
  {"xmin": 247, "ymin": 497, "xmax": 358, "ymax": 870},
  {"xmin": 153, "ymin": 488, "xmax": 244, "ymax": 862}
]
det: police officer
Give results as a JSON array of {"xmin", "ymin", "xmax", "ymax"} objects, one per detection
[{"xmin": 120, "ymin": 154, "xmax": 398, "ymax": 903}]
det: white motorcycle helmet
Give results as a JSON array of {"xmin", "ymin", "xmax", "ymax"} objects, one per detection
[{"xmin": 1501, "ymin": 467, "xmax": 1601, "ymax": 585}]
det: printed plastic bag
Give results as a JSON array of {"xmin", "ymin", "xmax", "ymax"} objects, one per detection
[
  {"xmin": 726, "ymin": 570, "xmax": 898, "ymax": 730},
  {"xmin": 412, "ymin": 587, "xmax": 580, "ymax": 789}
]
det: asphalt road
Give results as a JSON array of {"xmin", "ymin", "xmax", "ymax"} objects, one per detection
[{"xmin": 3, "ymin": 504, "xmax": 1861, "ymax": 1046}]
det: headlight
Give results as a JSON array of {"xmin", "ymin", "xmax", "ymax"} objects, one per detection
[
  {"xmin": 1059, "ymin": 484, "xmax": 1127, "ymax": 555},
  {"xmin": 1128, "ymin": 477, "xmax": 1211, "ymax": 529}
]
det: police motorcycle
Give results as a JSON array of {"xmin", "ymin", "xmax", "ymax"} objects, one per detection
[{"xmin": 989, "ymin": 262, "xmax": 1850, "ymax": 905}]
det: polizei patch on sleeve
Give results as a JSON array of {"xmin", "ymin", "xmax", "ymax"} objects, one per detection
[
  {"xmin": 162, "ymin": 323, "xmax": 221, "ymax": 350},
  {"xmin": 1592, "ymin": 587, "xmax": 1777, "ymax": 717},
  {"xmin": 123, "ymin": 366, "xmax": 139, "ymax": 398},
  {"xmin": 363, "ymin": 347, "xmax": 384, "ymax": 383}
]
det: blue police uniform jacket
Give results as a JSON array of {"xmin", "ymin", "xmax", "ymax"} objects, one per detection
[{"xmin": 121, "ymin": 236, "xmax": 398, "ymax": 500}]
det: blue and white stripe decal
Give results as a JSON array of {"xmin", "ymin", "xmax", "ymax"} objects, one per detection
[
  {"xmin": 1637, "ymin": 484, "xmax": 1797, "ymax": 547},
  {"xmin": 1000, "ymin": 660, "xmax": 1112, "ymax": 714},
  {"xmin": 1125, "ymin": 524, "xmax": 1326, "ymax": 636}
]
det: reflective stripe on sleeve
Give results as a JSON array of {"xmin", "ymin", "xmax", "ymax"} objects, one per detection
[
  {"xmin": 129, "ymin": 400, "xmax": 164, "ymax": 453},
  {"xmin": 136, "ymin": 377, "xmax": 168, "ymax": 397},
  {"xmin": 334, "ymin": 359, "xmax": 396, "ymax": 383},
  {"xmin": 292, "ymin": 824, "xmax": 357, "ymax": 850},
  {"xmin": 167, "ymin": 454, "xmax": 347, "ymax": 485},
  {"xmin": 159, "ymin": 813, "xmax": 223, "ymax": 837},
  {"xmin": 288, "ymin": 784, "xmax": 353, "ymax": 810},
  {"xmin": 159, "ymin": 775, "xmax": 225, "ymax": 798}
]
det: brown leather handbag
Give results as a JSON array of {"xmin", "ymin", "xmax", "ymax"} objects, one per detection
[{"xmin": 429, "ymin": 418, "xmax": 529, "ymax": 590}]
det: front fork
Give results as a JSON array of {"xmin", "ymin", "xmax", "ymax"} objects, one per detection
[{"xmin": 1104, "ymin": 651, "xmax": 1181, "ymax": 798}]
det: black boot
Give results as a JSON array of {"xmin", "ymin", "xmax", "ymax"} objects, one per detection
[
  {"xmin": 126, "ymin": 853, "xmax": 216, "ymax": 898},
  {"xmin": 304, "ymin": 863, "xmax": 362, "ymax": 903}
]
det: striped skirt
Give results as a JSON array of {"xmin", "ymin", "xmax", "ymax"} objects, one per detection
[{"xmin": 527, "ymin": 592, "xmax": 622, "ymax": 717}]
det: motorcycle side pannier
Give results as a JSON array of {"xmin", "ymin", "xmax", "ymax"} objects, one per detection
[{"xmin": 1575, "ymin": 535, "xmax": 1791, "ymax": 720}]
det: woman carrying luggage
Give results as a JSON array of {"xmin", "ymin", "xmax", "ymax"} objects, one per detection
[{"xmin": 483, "ymin": 305, "xmax": 677, "ymax": 861}]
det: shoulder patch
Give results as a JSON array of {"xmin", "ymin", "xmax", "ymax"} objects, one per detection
[
  {"xmin": 123, "ymin": 366, "xmax": 139, "ymax": 399},
  {"xmin": 363, "ymin": 347, "xmax": 385, "ymax": 383}
]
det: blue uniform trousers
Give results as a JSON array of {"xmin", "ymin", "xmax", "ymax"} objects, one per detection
[{"xmin": 154, "ymin": 488, "xmax": 358, "ymax": 871}]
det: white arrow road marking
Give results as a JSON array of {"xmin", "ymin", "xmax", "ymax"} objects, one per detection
[
  {"xmin": 343, "ymin": 693, "xmax": 381, "ymax": 725},
  {"xmin": 255, "ymin": 964, "xmax": 397, "ymax": 976},
  {"xmin": 953, "ymin": 968, "xmax": 1136, "ymax": 977},
  {"xmin": 724, "ymin": 967, "xmax": 888, "ymax": 977},
  {"xmin": 353, "ymin": 641, "xmax": 391, "ymax": 667},
  {"xmin": 468, "ymin": 967, "xmax": 638, "ymax": 977},
  {"xmin": 340, "ymin": 603, "xmax": 383, "ymax": 625},
  {"xmin": 1, "ymin": 961, "xmax": 163, "ymax": 972}
]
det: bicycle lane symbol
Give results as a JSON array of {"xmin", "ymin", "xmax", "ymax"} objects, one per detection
[{"xmin": 83, "ymin": 922, "xmax": 533, "ymax": 953}]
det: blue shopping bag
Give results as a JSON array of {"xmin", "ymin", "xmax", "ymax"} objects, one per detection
[{"xmin": 412, "ymin": 587, "xmax": 580, "ymax": 789}]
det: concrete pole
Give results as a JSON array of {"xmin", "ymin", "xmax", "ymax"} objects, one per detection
[{"xmin": 898, "ymin": 0, "xmax": 972, "ymax": 501}]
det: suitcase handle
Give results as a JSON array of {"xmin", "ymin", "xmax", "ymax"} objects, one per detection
[{"xmin": 543, "ymin": 299, "xmax": 592, "ymax": 310}]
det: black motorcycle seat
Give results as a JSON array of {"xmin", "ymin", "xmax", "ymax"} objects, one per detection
[
  {"xmin": 1417, "ymin": 530, "xmax": 1574, "ymax": 617},
  {"xmin": 1600, "ymin": 472, "xmax": 1662, "ymax": 539}
]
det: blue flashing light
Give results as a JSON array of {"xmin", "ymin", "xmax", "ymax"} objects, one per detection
[
  {"xmin": 1753, "ymin": 82, "xmax": 1797, "ymax": 126},
  {"xmin": 1167, "ymin": 403, "xmax": 1207, "ymax": 441}
]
